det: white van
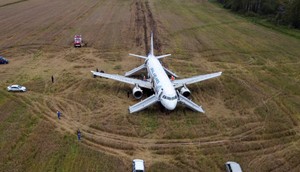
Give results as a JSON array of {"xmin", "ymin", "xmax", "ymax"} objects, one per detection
[
  {"xmin": 132, "ymin": 159, "xmax": 145, "ymax": 172},
  {"xmin": 225, "ymin": 161, "xmax": 242, "ymax": 172}
]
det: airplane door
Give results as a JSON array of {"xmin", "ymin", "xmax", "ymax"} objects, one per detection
[{"xmin": 157, "ymin": 88, "xmax": 163, "ymax": 100}]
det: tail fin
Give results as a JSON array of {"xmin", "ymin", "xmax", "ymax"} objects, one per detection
[{"xmin": 150, "ymin": 32, "xmax": 154, "ymax": 56}]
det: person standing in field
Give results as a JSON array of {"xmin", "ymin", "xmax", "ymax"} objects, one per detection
[
  {"xmin": 57, "ymin": 110, "xmax": 61, "ymax": 120},
  {"xmin": 77, "ymin": 129, "xmax": 81, "ymax": 140}
]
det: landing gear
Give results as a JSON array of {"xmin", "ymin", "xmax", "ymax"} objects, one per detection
[{"xmin": 159, "ymin": 103, "xmax": 171, "ymax": 115}]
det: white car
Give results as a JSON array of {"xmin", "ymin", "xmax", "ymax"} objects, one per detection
[
  {"xmin": 225, "ymin": 161, "xmax": 243, "ymax": 172},
  {"xmin": 7, "ymin": 85, "xmax": 26, "ymax": 92},
  {"xmin": 132, "ymin": 159, "xmax": 145, "ymax": 172}
]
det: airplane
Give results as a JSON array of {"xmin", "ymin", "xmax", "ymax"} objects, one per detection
[{"xmin": 91, "ymin": 33, "xmax": 222, "ymax": 113}]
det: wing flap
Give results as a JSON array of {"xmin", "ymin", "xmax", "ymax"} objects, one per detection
[
  {"xmin": 91, "ymin": 71, "xmax": 152, "ymax": 89},
  {"xmin": 163, "ymin": 67, "xmax": 179, "ymax": 78},
  {"xmin": 129, "ymin": 94, "xmax": 158, "ymax": 113},
  {"xmin": 125, "ymin": 64, "xmax": 146, "ymax": 77},
  {"xmin": 177, "ymin": 93, "xmax": 205, "ymax": 113}
]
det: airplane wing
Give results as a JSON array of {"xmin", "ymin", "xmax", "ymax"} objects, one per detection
[
  {"xmin": 91, "ymin": 71, "xmax": 152, "ymax": 89},
  {"xmin": 125, "ymin": 64, "xmax": 146, "ymax": 77},
  {"xmin": 173, "ymin": 72, "xmax": 222, "ymax": 88},
  {"xmin": 163, "ymin": 67, "xmax": 179, "ymax": 78},
  {"xmin": 129, "ymin": 94, "xmax": 158, "ymax": 113},
  {"xmin": 177, "ymin": 92, "xmax": 205, "ymax": 113}
]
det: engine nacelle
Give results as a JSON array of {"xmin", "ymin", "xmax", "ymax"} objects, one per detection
[
  {"xmin": 132, "ymin": 86, "xmax": 143, "ymax": 99},
  {"xmin": 180, "ymin": 86, "xmax": 191, "ymax": 97}
]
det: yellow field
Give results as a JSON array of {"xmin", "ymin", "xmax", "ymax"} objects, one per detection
[{"xmin": 0, "ymin": 0, "xmax": 300, "ymax": 171}]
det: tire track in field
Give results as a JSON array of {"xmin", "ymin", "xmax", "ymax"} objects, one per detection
[
  {"xmin": 0, "ymin": 0, "xmax": 27, "ymax": 8},
  {"xmin": 49, "ymin": 0, "xmax": 105, "ymax": 46},
  {"xmin": 10, "ymin": 80, "xmax": 299, "ymax": 170},
  {"xmin": 4, "ymin": 46, "xmax": 299, "ymax": 167},
  {"xmin": 16, "ymin": 91, "xmax": 300, "ymax": 165},
  {"xmin": 19, "ymin": 92, "xmax": 228, "ymax": 149},
  {"xmin": 0, "ymin": 0, "xmax": 102, "ymax": 49},
  {"xmin": 132, "ymin": 0, "xmax": 163, "ymax": 54}
]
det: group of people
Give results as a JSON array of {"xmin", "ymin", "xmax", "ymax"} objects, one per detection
[
  {"xmin": 52, "ymin": 73, "xmax": 85, "ymax": 141},
  {"xmin": 56, "ymin": 110, "xmax": 81, "ymax": 141},
  {"xmin": 53, "ymin": 68, "xmax": 105, "ymax": 141}
]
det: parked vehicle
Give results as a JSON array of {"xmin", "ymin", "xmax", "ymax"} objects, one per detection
[
  {"xmin": 74, "ymin": 35, "xmax": 83, "ymax": 47},
  {"xmin": 225, "ymin": 161, "xmax": 242, "ymax": 172},
  {"xmin": 132, "ymin": 159, "xmax": 145, "ymax": 172},
  {"xmin": 0, "ymin": 56, "xmax": 9, "ymax": 64},
  {"xmin": 7, "ymin": 85, "xmax": 26, "ymax": 92}
]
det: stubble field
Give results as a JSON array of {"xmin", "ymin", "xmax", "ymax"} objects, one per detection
[{"xmin": 0, "ymin": 0, "xmax": 300, "ymax": 171}]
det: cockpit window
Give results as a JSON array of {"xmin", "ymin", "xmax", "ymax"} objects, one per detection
[{"xmin": 162, "ymin": 95, "xmax": 178, "ymax": 100}]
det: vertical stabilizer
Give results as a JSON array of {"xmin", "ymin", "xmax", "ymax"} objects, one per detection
[{"xmin": 150, "ymin": 32, "xmax": 154, "ymax": 56}]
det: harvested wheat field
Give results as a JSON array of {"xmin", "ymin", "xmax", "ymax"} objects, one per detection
[{"xmin": 0, "ymin": 0, "xmax": 300, "ymax": 171}]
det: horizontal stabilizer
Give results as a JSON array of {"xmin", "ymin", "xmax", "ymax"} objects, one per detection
[
  {"xmin": 177, "ymin": 92, "xmax": 205, "ymax": 113},
  {"xmin": 156, "ymin": 54, "xmax": 171, "ymax": 59},
  {"xmin": 129, "ymin": 94, "xmax": 158, "ymax": 113},
  {"xmin": 125, "ymin": 64, "xmax": 146, "ymax": 77},
  {"xmin": 129, "ymin": 53, "xmax": 148, "ymax": 59},
  {"xmin": 163, "ymin": 67, "xmax": 179, "ymax": 78}
]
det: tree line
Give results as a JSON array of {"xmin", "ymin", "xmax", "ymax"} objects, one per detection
[{"xmin": 217, "ymin": 0, "xmax": 300, "ymax": 29}]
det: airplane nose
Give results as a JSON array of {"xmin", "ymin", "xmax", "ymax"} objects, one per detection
[{"xmin": 165, "ymin": 100, "xmax": 177, "ymax": 110}]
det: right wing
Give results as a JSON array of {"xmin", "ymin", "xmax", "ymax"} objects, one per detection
[
  {"xmin": 129, "ymin": 94, "xmax": 158, "ymax": 113},
  {"xmin": 177, "ymin": 92, "xmax": 205, "ymax": 113},
  {"xmin": 91, "ymin": 71, "xmax": 152, "ymax": 89}
]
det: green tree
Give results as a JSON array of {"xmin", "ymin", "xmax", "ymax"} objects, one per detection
[{"xmin": 285, "ymin": 0, "xmax": 300, "ymax": 28}]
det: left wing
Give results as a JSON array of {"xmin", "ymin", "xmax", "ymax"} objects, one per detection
[
  {"xmin": 129, "ymin": 94, "xmax": 158, "ymax": 113},
  {"xmin": 91, "ymin": 71, "xmax": 152, "ymax": 89},
  {"xmin": 177, "ymin": 92, "xmax": 205, "ymax": 113},
  {"xmin": 173, "ymin": 72, "xmax": 222, "ymax": 88}
]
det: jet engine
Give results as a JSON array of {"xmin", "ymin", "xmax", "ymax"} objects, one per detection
[
  {"xmin": 180, "ymin": 85, "xmax": 191, "ymax": 97},
  {"xmin": 132, "ymin": 86, "xmax": 143, "ymax": 99}
]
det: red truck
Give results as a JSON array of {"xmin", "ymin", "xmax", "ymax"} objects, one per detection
[{"xmin": 74, "ymin": 35, "xmax": 83, "ymax": 47}]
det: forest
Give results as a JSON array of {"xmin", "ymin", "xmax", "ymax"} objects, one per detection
[{"xmin": 217, "ymin": 0, "xmax": 300, "ymax": 29}]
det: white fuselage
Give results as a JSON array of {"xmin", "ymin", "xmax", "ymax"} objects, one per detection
[{"xmin": 146, "ymin": 54, "xmax": 177, "ymax": 110}]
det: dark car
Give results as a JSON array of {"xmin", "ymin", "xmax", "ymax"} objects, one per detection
[{"xmin": 0, "ymin": 56, "xmax": 9, "ymax": 64}]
